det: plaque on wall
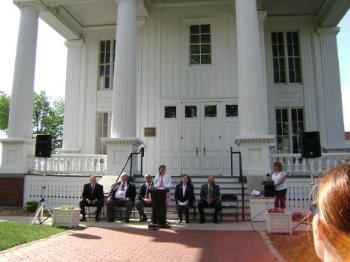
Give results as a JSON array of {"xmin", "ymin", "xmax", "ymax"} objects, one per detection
[{"xmin": 144, "ymin": 127, "xmax": 156, "ymax": 137}]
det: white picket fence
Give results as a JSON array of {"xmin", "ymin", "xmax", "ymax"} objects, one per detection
[{"xmin": 33, "ymin": 154, "xmax": 107, "ymax": 175}]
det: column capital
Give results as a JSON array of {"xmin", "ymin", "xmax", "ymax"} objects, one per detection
[
  {"xmin": 258, "ymin": 10, "xmax": 268, "ymax": 21},
  {"xmin": 14, "ymin": 0, "xmax": 47, "ymax": 13},
  {"xmin": 65, "ymin": 39, "xmax": 84, "ymax": 48},
  {"xmin": 317, "ymin": 27, "xmax": 340, "ymax": 35}
]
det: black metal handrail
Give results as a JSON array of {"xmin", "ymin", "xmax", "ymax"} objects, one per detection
[
  {"xmin": 115, "ymin": 147, "xmax": 144, "ymax": 182},
  {"xmin": 230, "ymin": 148, "xmax": 245, "ymax": 221}
]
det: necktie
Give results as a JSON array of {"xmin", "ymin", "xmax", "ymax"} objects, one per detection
[
  {"xmin": 91, "ymin": 184, "xmax": 95, "ymax": 193},
  {"xmin": 121, "ymin": 183, "xmax": 125, "ymax": 191},
  {"xmin": 160, "ymin": 176, "xmax": 164, "ymax": 188},
  {"xmin": 208, "ymin": 186, "xmax": 213, "ymax": 198},
  {"xmin": 146, "ymin": 185, "xmax": 150, "ymax": 198}
]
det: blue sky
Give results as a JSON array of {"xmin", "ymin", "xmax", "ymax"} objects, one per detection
[{"xmin": 0, "ymin": 2, "xmax": 349, "ymax": 130}]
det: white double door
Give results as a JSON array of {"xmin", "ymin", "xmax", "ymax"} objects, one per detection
[{"xmin": 160, "ymin": 101, "xmax": 239, "ymax": 176}]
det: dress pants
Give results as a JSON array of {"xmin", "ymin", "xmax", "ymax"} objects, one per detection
[
  {"xmin": 107, "ymin": 199, "xmax": 133, "ymax": 221},
  {"xmin": 135, "ymin": 200, "xmax": 152, "ymax": 218},
  {"xmin": 197, "ymin": 199, "xmax": 221, "ymax": 222},
  {"xmin": 79, "ymin": 200, "xmax": 103, "ymax": 218},
  {"xmin": 177, "ymin": 204, "xmax": 190, "ymax": 222}
]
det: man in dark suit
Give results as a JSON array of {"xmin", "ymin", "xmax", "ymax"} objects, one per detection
[
  {"xmin": 175, "ymin": 174, "xmax": 195, "ymax": 223},
  {"xmin": 107, "ymin": 173, "xmax": 136, "ymax": 223},
  {"xmin": 79, "ymin": 176, "xmax": 104, "ymax": 222},
  {"xmin": 135, "ymin": 174, "xmax": 153, "ymax": 222},
  {"xmin": 197, "ymin": 176, "xmax": 221, "ymax": 224}
]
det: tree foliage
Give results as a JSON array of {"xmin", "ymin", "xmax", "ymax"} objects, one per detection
[{"xmin": 0, "ymin": 91, "xmax": 64, "ymax": 150}]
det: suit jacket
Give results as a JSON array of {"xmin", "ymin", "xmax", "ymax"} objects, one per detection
[
  {"xmin": 200, "ymin": 184, "xmax": 220, "ymax": 201},
  {"xmin": 175, "ymin": 183, "xmax": 195, "ymax": 207},
  {"xmin": 82, "ymin": 183, "xmax": 104, "ymax": 202},
  {"xmin": 138, "ymin": 182, "xmax": 154, "ymax": 201},
  {"xmin": 109, "ymin": 181, "xmax": 136, "ymax": 202}
]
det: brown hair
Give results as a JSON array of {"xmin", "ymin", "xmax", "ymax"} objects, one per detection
[
  {"xmin": 316, "ymin": 163, "xmax": 350, "ymax": 259},
  {"xmin": 158, "ymin": 165, "xmax": 166, "ymax": 171},
  {"xmin": 273, "ymin": 161, "xmax": 283, "ymax": 171}
]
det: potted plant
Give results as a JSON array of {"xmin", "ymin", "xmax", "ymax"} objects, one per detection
[{"xmin": 52, "ymin": 205, "xmax": 80, "ymax": 228}]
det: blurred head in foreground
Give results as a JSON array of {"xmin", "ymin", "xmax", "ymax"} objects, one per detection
[{"xmin": 313, "ymin": 163, "xmax": 350, "ymax": 261}]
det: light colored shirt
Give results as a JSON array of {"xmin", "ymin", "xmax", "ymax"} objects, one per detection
[
  {"xmin": 272, "ymin": 172, "xmax": 288, "ymax": 191},
  {"xmin": 115, "ymin": 182, "xmax": 128, "ymax": 199},
  {"xmin": 182, "ymin": 184, "xmax": 187, "ymax": 197},
  {"xmin": 154, "ymin": 173, "xmax": 172, "ymax": 189}
]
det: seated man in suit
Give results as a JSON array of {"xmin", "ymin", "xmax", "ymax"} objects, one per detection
[
  {"xmin": 79, "ymin": 176, "xmax": 104, "ymax": 222},
  {"xmin": 175, "ymin": 174, "xmax": 195, "ymax": 223},
  {"xmin": 135, "ymin": 174, "xmax": 153, "ymax": 222},
  {"xmin": 106, "ymin": 173, "xmax": 136, "ymax": 223},
  {"xmin": 197, "ymin": 176, "xmax": 221, "ymax": 224}
]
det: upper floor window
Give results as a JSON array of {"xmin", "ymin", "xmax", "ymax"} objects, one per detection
[
  {"xmin": 271, "ymin": 32, "xmax": 302, "ymax": 84},
  {"xmin": 99, "ymin": 40, "xmax": 116, "ymax": 90},
  {"xmin": 189, "ymin": 24, "xmax": 212, "ymax": 65}
]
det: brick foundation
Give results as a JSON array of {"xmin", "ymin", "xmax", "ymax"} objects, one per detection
[{"xmin": 0, "ymin": 177, "xmax": 24, "ymax": 207}]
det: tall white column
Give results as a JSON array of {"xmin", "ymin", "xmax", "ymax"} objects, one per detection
[
  {"xmin": 8, "ymin": 6, "xmax": 39, "ymax": 138},
  {"xmin": 0, "ymin": 6, "xmax": 39, "ymax": 174},
  {"xmin": 103, "ymin": 0, "xmax": 143, "ymax": 175},
  {"xmin": 316, "ymin": 27, "xmax": 345, "ymax": 150},
  {"xmin": 111, "ymin": 0, "xmax": 137, "ymax": 138},
  {"xmin": 235, "ymin": 0, "xmax": 273, "ymax": 191},
  {"xmin": 61, "ymin": 40, "xmax": 84, "ymax": 154}
]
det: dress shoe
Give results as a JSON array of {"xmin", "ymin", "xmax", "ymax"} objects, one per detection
[
  {"xmin": 186, "ymin": 220, "xmax": 190, "ymax": 224},
  {"xmin": 199, "ymin": 220, "xmax": 206, "ymax": 224},
  {"xmin": 178, "ymin": 219, "xmax": 183, "ymax": 223},
  {"xmin": 80, "ymin": 217, "xmax": 86, "ymax": 222},
  {"xmin": 95, "ymin": 217, "xmax": 100, "ymax": 222},
  {"xmin": 107, "ymin": 219, "xmax": 114, "ymax": 222},
  {"xmin": 124, "ymin": 218, "xmax": 130, "ymax": 223},
  {"xmin": 212, "ymin": 219, "xmax": 219, "ymax": 224}
]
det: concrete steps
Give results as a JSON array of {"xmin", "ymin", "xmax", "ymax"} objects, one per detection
[{"xmin": 132, "ymin": 175, "xmax": 249, "ymax": 221}]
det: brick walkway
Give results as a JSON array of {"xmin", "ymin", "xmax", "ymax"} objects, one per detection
[{"xmin": 0, "ymin": 227, "xmax": 276, "ymax": 262}]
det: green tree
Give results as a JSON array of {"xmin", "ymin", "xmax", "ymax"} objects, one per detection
[
  {"xmin": 0, "ymin": 91, "xmax": 64, "ymax": 151},
  {"xmin": 0, "ymin": 92, "xmax": 10, "ymax": 131}
]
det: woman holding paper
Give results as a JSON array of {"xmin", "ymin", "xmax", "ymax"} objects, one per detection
[{"xmin": 175, "ymin": 174, "xmax": 195, "ymax": 223}]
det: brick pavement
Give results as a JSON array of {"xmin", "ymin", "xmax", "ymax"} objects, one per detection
[{"xmin": 0, "ymin": 227, "xmax": 276, "ymax": 262}]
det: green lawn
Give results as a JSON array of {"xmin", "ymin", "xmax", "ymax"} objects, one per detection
[{"xmin": 0, "ymin": 222, "xmax": 66, "ymax": 251}]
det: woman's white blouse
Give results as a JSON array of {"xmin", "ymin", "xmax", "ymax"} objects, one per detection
[
  {"xmin": 272, "ymin": 171, "xmax": 288, "ymax": 191},
  {"xmin": 154, "ymin": 173, "xmax": 172, "ymax": 189}
]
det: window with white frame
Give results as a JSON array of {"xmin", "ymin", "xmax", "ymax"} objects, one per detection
[
  {"xmin": 96, "ymin": 112, "xmax": 111, "ymax": 154},
  {"xmin": 275, "ymin": 108, "xmax": 304, "ymax": 153},
  {"xmin": 99, "ymin": 40, "xmax": 116, "ymax": 90},
  {"xmin": 189, "ymin": 24, "xmax": 212, "ymax": 65},
  {"xmin": 271, "ymin": 32, "xmax": 302, "ymax": 84}
]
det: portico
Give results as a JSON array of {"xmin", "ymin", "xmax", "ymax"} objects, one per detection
[{"xmin": 1, "ymin": 0, "xmax": 350, "ymax": 207}]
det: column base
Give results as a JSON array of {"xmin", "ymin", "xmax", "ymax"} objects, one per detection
[
  {"xmin": 101, "ymin": 137, "xmax": 144, "ymax": 176},
  {"xmin": 0, "ymin": 138, "xmax": 35, "ymax": 174},
  {"xmin": 235, "ymin": 135, "xmax": 274, "ymax": 192}
]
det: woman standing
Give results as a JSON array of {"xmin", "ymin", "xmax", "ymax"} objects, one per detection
[
  {"xmin": 154, "ymin": 165, "xmax": 172, "ymax": 205},
  {"xmin": 271, "ymin": 161, "xmax": 288, "ymax": 210}
]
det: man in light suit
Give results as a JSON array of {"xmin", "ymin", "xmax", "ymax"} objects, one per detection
[
  {"xmin": 79, "ymin": 176, "xmax": 104, "ymax": 222},
  {"xmin": 197, "ymin": 176, "xmax": 221, "ymax": 224},
  {"xmin": 106, "ymin": 173, "xmax": 136, "ymax": 223},
  {"xmin": 135, "ymin": 174, "xmax": 153, "ymax": 222}
]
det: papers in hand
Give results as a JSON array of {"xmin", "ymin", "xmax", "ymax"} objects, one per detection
[
  {"xmin": 116, "ymin": 191, "xmax": 126, "ymax": 199},
  {"xmin": 179, "ymin": 201, "xmax": 188, "ymax": 206}
]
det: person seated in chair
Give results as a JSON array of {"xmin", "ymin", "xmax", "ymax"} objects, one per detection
[
  {"xmin": 135, "ymin": 174, "xmax": 153, "ymax": 222},
  {"xmin": 197, "ymin": 176, "xmax": 221, "ymax": 224},
  {"xmin": 175, "ymin": 174, "xmax": 195, "ymax": 223},
  {"xmin": 79, "ymin": 176, "xmax": 104, "ymax": 222},
  {"xmin": 106, "ymin": 173, "xmax": 136, "ymax": 223}
]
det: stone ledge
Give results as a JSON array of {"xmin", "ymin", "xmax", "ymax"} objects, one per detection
[
  {"xmin": 101, "ymin": 137, "xmax": 144, "ymax": 146},
  {"xmin": 235, "ymin": 135, "xmax": 274, "ymax": 145},
  {"xmin": 0, "ymin": 138, "xmax": 35, "ymax": 146}
]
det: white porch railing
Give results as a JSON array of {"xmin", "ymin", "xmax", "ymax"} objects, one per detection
[
  {"xmin": 271, "ymin": 153, "xmax": 350, "ymax": 174},
  {"xmin": 33, "ymin": 154, "xmax": 107, "ymax": 175}
]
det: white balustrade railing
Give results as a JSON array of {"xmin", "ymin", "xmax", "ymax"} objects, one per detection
[
  {"xmin": 33, "ymin": 154, "xmax": 107, "ymax": 175},
  {"xmin": 271, "ymin": 153, "xmax": 350, "ymax": 174}
]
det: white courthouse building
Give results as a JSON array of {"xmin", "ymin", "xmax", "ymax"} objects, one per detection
[{"xmin": 0, "ymin": 0, "xmax": 349, "ymax": 209}]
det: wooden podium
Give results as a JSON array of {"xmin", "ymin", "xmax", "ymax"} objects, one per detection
[{"xmin": 148, "ymin": 188, "xmax": 169, "ymax": 230}]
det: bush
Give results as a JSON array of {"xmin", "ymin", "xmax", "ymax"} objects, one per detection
[
  {"xmin": 25, "ymin": 201, "xmax": 39, "ymax": 212},
  {"xmin": 59, "ymin": 205, "xmax": 75, "ymax": 210}
]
